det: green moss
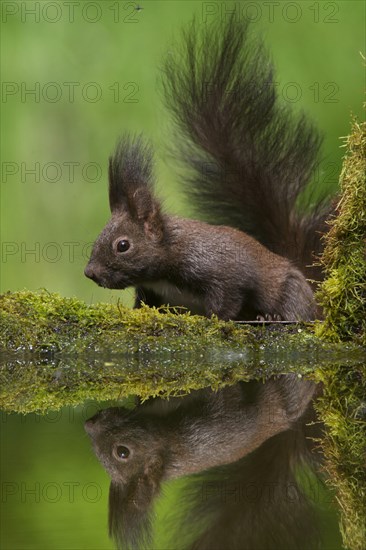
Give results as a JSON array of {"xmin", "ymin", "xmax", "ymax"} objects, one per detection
[
  {"xmin": 313, "ymin": 364, "xmax": 366, "ymax": 550},
  {"xmin": 316, "ymin": 117, "xmax": 366, "ymax": 344},
  {"xmin": 312, "ymin": 113, "xmax": 366, "ymax": 549},
  {"xmin": 0, "ymin": 290, "xmax": 364, "ymax": 414},
  {"xmin": 0, "ymin": 289, "xmax": 251, "ymax": 355},
  {"xmin": 2, "ymin": 290, "xmax": 364, "ymax": 359}
]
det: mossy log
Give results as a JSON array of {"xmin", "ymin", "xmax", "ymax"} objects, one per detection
[{"xmin": 0, "ymin": 289, "xmax": 364, "ymax": 414}]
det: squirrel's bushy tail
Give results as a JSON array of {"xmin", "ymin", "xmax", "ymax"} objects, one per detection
[{"xmin": 161, "ymin": 15, "xmax": 332, "ymax": 280}]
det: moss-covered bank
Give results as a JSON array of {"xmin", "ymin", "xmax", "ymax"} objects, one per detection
[
  {"xmin": 316, "ymin": 117, "xmax": 366, "ymax": 345},
  {"xmin": 1, "ymin": 290, "xmax": 363, "ymax": 359},
  {"xmin": 314, "ymin": 364, "xmax": 366, "ymax": 550},
  {"xmin": 313, "ymin": 115, "xmax": 366, "ymax": 550}
]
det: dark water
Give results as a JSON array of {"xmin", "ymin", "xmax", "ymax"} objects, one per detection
[{"xmin": 1, "ymin": 364, "xmax": 343, "ymax": 550}]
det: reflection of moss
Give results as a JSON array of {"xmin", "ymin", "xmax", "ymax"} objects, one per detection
[
  {"xmin": 316, "ymin": 117, "xmax": 366, "ymax": 345},
  {"xmin": 314, "ymin": 364, "xmax": 366, "ymax": 550},
  {"xmin": 2, "ymin": 353, "xmax": 364, "ymax": 416}
]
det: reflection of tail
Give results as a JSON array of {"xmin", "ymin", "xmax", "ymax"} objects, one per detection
[
  {"xmin": 179, "ymin": 428, "xmax": 319, "ymax": 550},
  {"xmin": 85, "ymin": 378, "xmax": 321, "ymax": 550}
]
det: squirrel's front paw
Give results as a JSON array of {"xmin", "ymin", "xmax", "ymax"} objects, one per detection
[{"xmin": 256, "ymin": 313, "xmax": 282, "ymax": 322}]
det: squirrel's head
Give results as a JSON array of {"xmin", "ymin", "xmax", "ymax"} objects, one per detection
[
  {"xmin": 85, "ymin": 406, "xmax": 166, "ymax": 483},
  {"xmin": 85, "ymin": 406, "xmax": 166, "ymax": 549},
  {"xmin": 85, "ymin": 135, "xmax": 166, "ymax": 290}
]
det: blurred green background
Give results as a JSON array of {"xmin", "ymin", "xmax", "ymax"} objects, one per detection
[
  {"xmin": 0, "ymin": 1, "xmax": 363, "ymax": 549},
  {"xmin": 1, "ymin": 0, "xmax": 364, "ymax": 307}
]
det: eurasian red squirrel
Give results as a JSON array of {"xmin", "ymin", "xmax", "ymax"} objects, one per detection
[
  {"xmin": 85, "ymin": 377, "xmax": 322, "ymax": 550},
  {"xmin": 84, "ymin": 16, "xmax": 333, "ymax": 321}
]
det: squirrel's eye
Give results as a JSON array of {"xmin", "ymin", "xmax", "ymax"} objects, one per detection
[
  {"xmin": 116, "ymin": 239, "xmax": 130, "ymax": 253},
  {"xmin": 115, "ymin": 445, "xmax": 130, "ymax": 460}
]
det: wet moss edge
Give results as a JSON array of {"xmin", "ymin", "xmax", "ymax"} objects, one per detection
[{"xmin": 1, "ymin": 289, "xmax": 363, "ymax": 359}]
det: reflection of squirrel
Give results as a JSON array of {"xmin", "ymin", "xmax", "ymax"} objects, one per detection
[
  {"xmin": 85, "ymin": 16, "xmax": 333, "ymax": 321},
  {"xmin": 85, "ymin": 377, "xmax": 322, "ymax": 550}
]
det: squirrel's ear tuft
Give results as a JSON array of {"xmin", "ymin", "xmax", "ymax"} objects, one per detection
[
  {"xmin": 108, "ymin": 134, "xmax": 155, "ymax": 214},
  {"xmin": 132, "ymin": 188, "xmax": 165, "ymax": 241},
  {"xmin": 108, "ymin": 473, "xmax": 161, "ymax": 550}
]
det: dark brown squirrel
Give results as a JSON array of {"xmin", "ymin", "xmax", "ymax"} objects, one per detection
[
  {"xmin": 84, "ymin": 16, "xmax": 333, "ymax": 321},
  {"xmin": 85, "ymin": 377, "xmax": 323, "ymax": 550}
]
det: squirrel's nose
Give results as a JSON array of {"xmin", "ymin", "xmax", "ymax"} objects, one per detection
[
  {"xmin": 84, "ymin": 263, "xmax": 100, "ymax": 283},
  {"xmin": 84, "ymin": 418, "xmax": 95, "ymax": 434},
  {"xmin": 84, "ymin": 409, "xmax": 114, "ymax": 436},
  {"xmin": 84, "ymin": 414, "xmax": 100, "ymax": 436}
]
